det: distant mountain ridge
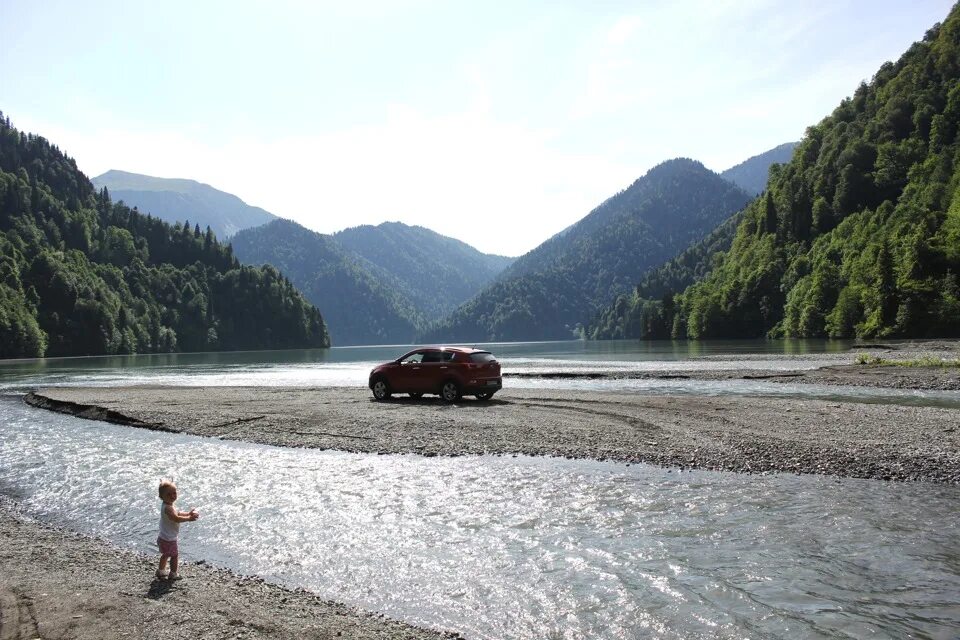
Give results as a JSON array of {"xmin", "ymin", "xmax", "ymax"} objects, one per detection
[
  {"xmin": 720, "ymin": 142, "xmax": 798, "ymax": 195},
  {"xmin": 335, "ymin": 222, "xmax": 513, "ymax": 319},
  {"xmin": 92, "ymin": 170, "xmax": 277, "ymax": 239},
  {"xmin": 232, "ymin": 219, "xmax": 514, "ymax": 345},
  {"xmin": 424, "ymin": 158, "xmax": 754, "ymax": 342},
  {"xmin": 231, "ymin": 219, "xmax": 421, "ymax": 345}
]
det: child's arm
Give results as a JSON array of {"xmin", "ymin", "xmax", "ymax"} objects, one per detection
[{"xmin": 165, "ymin": 504, "xmax": 199, "ymax": 522}]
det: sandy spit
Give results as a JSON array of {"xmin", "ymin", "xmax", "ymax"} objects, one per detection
[{"xmin": 26, "ymin": 385, "xmax": 960, "ymax": 484}]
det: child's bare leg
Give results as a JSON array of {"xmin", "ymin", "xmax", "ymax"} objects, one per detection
[
  {"xmin": 156, "ymin": 554, "xmax": 170, "ymax": 579},
  {"xmin": 170, "ymin": 555, "xmax": 179, "ymax": 575}
]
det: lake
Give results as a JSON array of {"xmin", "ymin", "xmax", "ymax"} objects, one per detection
[{"xmin": 1, "ymin": 339, "xmax": 957, "ymax": 407}]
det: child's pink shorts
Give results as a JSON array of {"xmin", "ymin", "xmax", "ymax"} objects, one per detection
[{"xmin": 157, "ymin": 537, "xmax": 179, "ymax": 557}]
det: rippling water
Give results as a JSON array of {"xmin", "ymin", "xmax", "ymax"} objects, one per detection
[{"xmin": 1, "ymin": 399, "xmax": 958, "ymax": 639}]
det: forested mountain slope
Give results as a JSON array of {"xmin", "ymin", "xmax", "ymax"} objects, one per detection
[
  {"xmin": 92, "ymin": 170, "xmax": 277, "ymax": 239},
  {"xmin": 334, "ymin": 222, "xmax": 514, "ymax": 319},
  {"xmin": 0, "ymin": 115, "xmax": 328, "ymax": 358},
  {"xmin": 424, "ymin": 159, "xmax": 753, "ymax": 342},
  {"xmin": 231, "ymin": 219, "xmax": 422, "ymax": 345},
  {"xmin": 589, "ymin": 212, "xmax": 746, "ymax": 340},
  {"xmin": 720, "ymin": 142, "xmax": 798, "ymax": 195},
  {"xmin": 591, "ymin": 6, "xmax": 960, "ymax": 340}
]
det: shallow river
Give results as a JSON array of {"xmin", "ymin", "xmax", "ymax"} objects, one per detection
[
  {"xmin": 1, "ymin": 398, "xmax": 958, "ymax": 639},
  {"xmin": 2, "ymin": 341, "xmax": 959, "ymax": 638}
]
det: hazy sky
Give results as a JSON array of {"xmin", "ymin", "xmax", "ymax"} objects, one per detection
[{"xmin": 1, "ymin": 1, "xmax": 954, "ymax": 255}]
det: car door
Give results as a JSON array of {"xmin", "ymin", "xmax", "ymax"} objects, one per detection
[
  {"xmin": 394, "ymin": 351, "xmax": 426, "ymax": 393},
  {"xmin": 418, "ymin": 349, "xmax": 447, "ymax": 392}
]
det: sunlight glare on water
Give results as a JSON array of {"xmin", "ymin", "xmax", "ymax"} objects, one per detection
[{"xmin": 1, "ymin": 399, "xmax": 958, "ymax": 639}]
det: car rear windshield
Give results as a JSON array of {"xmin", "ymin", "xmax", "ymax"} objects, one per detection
[{"xmin": 470, "ymin": 352, "xmax": 496, "ymax": 364}]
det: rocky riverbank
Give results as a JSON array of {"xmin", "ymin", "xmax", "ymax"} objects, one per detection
[
  {"xmin": 26, "ymin": 384, "xmax": 960, "ymax": 484},
  {"xmin": 0, "ymin": 499, "xmax": 457, "ymax": 640}
]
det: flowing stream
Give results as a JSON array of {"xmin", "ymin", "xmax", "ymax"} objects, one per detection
[{"xmin": 1, "ymin": 398, "xmax": 958, "ymax": 639}]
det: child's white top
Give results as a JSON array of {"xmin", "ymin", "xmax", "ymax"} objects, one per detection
[{"xmin": 158, "ymin": 503, "xmax": 180, "ymax": 541}]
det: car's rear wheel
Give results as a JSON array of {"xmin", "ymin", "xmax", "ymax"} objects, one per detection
[
  {"xmin": 475, "ymin": 391, "xmax": 495, "ymax": 400},
  {"xmin": 440, "ymin": 380, "xmax": 461, "ymax": 403},
  {"xmin": 372, "ymin": 378, "xmax": 391, "ymax": 401},
  {"xmin": 409, "ymin": 392, "xmax": 423, "ymax": 399}
]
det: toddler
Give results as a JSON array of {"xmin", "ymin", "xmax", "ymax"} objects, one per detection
[{"xmin": 156, "ymin": 479, "xmax": 199, "ymax": 581}]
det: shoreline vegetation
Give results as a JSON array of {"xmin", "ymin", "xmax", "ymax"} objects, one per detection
[{"xmin": 855, "ymin": 353, "xmax": 960, "ymax": 367}]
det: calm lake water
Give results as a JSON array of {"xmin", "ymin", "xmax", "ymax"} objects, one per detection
[
  {"xmin": 2, "ymin": 338, "xmax": 853, "ymax": 388},
  {"xmin": 1, "ymin": 340, "xmax": 959, "ymax": 638},
  {"xmin": 1, "ymin": 339, "xmax": 958, "ymax": 407}
]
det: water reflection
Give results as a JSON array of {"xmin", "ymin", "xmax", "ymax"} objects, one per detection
[{"xmin": 0, "ymin": 338, "xmax": 862, "ymax": 375}]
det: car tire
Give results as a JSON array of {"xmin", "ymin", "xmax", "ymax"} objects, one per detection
[
  {"xmin": 440, "ymin": 380, "xmax": 461, "ymax": 403},
  {"xmin": 372, "ymin": 378, "xmax": 391, "ymax": 401},
  {"xmin": 409, "ymin": 392, "xmax": 423, "ymax": 399},
  {"xmin": 475, "ymin": 392, "xmax": 494, "ymax": 400}
]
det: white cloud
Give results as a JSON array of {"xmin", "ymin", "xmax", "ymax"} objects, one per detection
[
  {"xmin": 569, "ymin": 14, "xmax": 658, "ymax": 121},
  {"xmin": 606, "ymin": 15, "xmax": 645, "ymax": 45}
]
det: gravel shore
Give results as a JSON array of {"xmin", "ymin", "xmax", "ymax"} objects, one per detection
[
  {"xmin": 505, "ymin": 363, "xmax": 960, "ymax": 390},
  {"xmin": 27, "ymin": 384, "xmax": 960, "ymax": 484},
  {"xmin": 504, "ymin": 341, "xmax": 960, "ymax": 391},
  {"xmin": 0, "ymin": 498, "xmax": 456, "ymax": 640}
]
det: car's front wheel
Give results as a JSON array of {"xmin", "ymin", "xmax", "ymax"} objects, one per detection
[
  {"xmin": 372, "ymin": 378, "xmax": 392, "ymax": 401},
  {"xmin": 440, "ymin": 380, "xmax": 461, "ymax": 403}
]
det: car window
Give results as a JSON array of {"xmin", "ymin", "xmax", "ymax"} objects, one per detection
[
  {"xmin": 470, "ymin": 352, "xmax": 496, "ymax": 364},
  {"xmin": 441, "ymin": 351, "xmax": 457, "ymax": 362},
  {"xmin": 400, "ymin": 352, "xmax": 424, "ymax": 364},
  {"xmin": 422, "ymin": 351, "xmax": 443, "ymax": 363}
]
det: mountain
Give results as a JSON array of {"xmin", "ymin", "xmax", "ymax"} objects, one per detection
[
  {"xmin": 334, "ymin": 222, "xmax": 514, "ymax": 319},
  {"xmin": 589, "ymin": 212, "xmax": 744, "ymax": 339},
  {"xmin": 0, "ymin": 115, "xmax": 328, "ymax": 359},
  {"xmin": 231, "ymin": 219, "xmax": 423, "ymax": 345},
  {"xmin": 590, "ymin": 6, "xmax": 960, "ymax": 340},
  {"xmin": 92, "ymin": 170, "xmax": 277, "ymax": 239},
  {"xmin": 230, "ymin": 220, "xmax": 515, "ymax": 345},
  {"xmin": 424, "ymin": 159, "xmax": 753, "ymax": 342},
  {"xmin": 720, "ymin": 142, "xmax": 799, "ymax": 195}
]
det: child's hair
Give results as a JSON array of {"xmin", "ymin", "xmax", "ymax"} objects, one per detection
[{"xmin": 158, "ymin": 479, "xmax": 176, "ymax": 500}]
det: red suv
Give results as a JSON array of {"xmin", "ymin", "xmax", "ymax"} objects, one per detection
[{"xmin": 369, "ymin": 347, "xmax": 502, "ymax": 402}]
